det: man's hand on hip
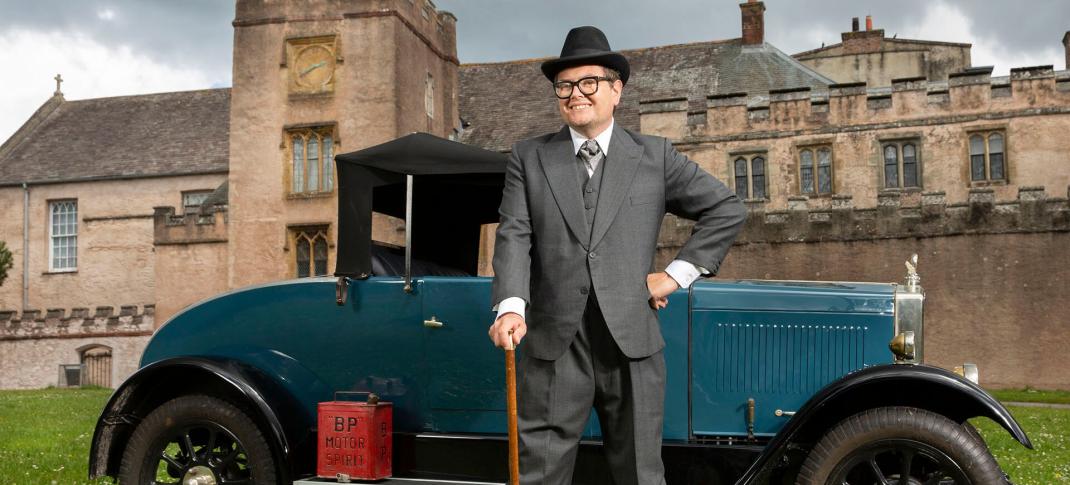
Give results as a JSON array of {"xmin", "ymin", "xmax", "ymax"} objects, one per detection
[
  {"xmin": 489, "ymin": 312, "xmax": 527, "ymax": 349},
  {"xmin": 646, "ymin": 272, "xmax": 680, "ymax": 310}
]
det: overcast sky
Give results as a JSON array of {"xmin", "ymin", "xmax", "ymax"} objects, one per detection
[{"xmin": 2, "ymin": 0, "xmax": 1067, "ymax": 143}]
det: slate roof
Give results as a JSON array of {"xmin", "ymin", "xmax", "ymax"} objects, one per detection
[
  {"xmin": 458, "ymin": 39, "xmax": 834, "ymax": 152},
  {"xmin": 0, "ymin": 88, "xmax": 230, "ymax": 186}
]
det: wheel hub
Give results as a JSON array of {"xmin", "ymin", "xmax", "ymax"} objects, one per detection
[{"xmin": 183, "ymin": 465, "xmax": 217, "ymax": 485}]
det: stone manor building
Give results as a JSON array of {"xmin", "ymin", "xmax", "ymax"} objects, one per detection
[{"xmin": 1, "ymin": 0, "xmax": 1068, "ymax": 390}]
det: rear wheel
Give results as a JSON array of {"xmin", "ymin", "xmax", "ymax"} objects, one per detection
[
  {"xmin": 118, "ymin": 395, "xmax": 277, "ymax": 485},
  {"xmin": 796, "ymin": 406, "xmax": 1005, "ymax": 485}
]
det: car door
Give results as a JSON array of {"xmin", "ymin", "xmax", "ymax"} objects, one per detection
[{"xmin": 420, "ymin": 276, "xmax": 508, "ymax": 434}]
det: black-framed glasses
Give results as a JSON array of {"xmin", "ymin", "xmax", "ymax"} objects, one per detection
[{"xmin": 553, "ymin": 76, "xmax": 614, "ymax": 99}]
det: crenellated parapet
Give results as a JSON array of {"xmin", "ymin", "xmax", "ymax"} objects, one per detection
[
  {"xmin": 658, "ymin": 186, "xmax": 1070, "ymax": 247},
  {"xmin": 0, "ymin": 304, "xmax": 155, "ymax": 340},
  {"xmin": 153, "ymin": 206, "xmax": 228, "ymax": 245},
  {"xmin": 639, "ymin": 66, "xmax": 1070, "ymax": 141}
]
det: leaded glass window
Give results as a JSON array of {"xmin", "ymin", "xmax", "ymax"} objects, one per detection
[
  {"xmin": 969, "ymin": 131, "xmax": 1008, "ymax": 182},
  {"xmin": 49, "ymin": 200, "xmax": 77, "ymax": 271},
  {"xmin": 882, "ymin": 140, "xmax": 921, "ymax": 189},
  {"xmin": 288, "ymin": 127, "xmax": 336, "ymax": 194},
  {"xmin": 734, "ymin": 157, "xmax": 749, "ymax": 198},
  {"xmin": 292, "ymin": 226, "xmax": 330, "ymax": 278},
  {"xmin": 731, "ymin": 153, "xmax": 768, "ymax": 200},
  {"xmin": 800, "ymin": 149, "xmax": 814, "ymax": 194},
  {"xmin": 817, "ymin": 148, "xmax": 832, "ymax": 194},
  {"xmin": 751, "ymin": 156, "xmax": 766, "ymax": 199}
]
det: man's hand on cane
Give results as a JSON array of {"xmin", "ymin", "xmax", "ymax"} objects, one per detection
[
  {"xmin": 647, "ymin": 271, "xmax": 680, "ymax": 310},
  {"xmin": 490, "ymin": 312, "xmax": 527, "ymax": 349}
]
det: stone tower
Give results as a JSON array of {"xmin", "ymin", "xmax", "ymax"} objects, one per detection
[{"xmin": 227, "ymin": 0, "xmax": 459, "ymax": 288}]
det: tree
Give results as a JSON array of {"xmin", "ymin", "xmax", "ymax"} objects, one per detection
[{"xmin": 0, "ymin": 241, "xmax": 12, "ymax": 287}]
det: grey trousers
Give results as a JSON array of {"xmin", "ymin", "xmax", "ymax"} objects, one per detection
[{"xmin": 517, "ymin": 295, "xmax": 666, "ymax": 485}]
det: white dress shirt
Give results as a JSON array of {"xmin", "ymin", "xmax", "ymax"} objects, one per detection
[{"xmin": 495, "ymin": 120, "xmax": 706, "ymax": 321}]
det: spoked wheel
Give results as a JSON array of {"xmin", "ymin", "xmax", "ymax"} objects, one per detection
[
  {"xmin": 119, "ymin": 395, "xmax": 276, "ymax": 485},
  {"xmin": 827, "ymin": 439, "xmax": 968, "ymax": 484},
  {"xmin": 796, "ymin": 406, "xmax": 1006, "ymax": 485}
]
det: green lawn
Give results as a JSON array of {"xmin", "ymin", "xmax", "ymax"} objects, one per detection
[
  {"xmin": 990, "ymin": 388, "xmax": 1070, "ymax": 405},
  {"xmin": 0, "ymin": 387, "xmax": 1067, "ymax": 484},
  {"xmin": 0, "ymin": 387, "xmax": 114, "ymax": 484}
]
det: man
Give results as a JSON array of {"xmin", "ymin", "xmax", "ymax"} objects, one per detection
[{"xmin": 488, "ymin": 26, "xmax": 746, "ymax": 485}]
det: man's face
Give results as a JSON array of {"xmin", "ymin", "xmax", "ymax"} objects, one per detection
[{"xmin": 555, "ymin": 64, "xmax": 622, "ymax": 136}]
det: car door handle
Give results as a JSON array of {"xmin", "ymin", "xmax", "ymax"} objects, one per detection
[{"xmin": 424, "ymin": 316, "xmax": 445, "ymax": 328}]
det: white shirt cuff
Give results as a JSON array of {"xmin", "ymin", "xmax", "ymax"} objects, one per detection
[
  {"xmin": 494, "ymin": 297, "xmax": 526, "ymax": 321},
  {"xmin": 665, "ymin": 259, "xmax": 708, "ymax": 289}
]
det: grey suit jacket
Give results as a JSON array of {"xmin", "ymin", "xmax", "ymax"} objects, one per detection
[{"xmin": 492, "ymin": 124, "xmax": 746, "ymax": 361}]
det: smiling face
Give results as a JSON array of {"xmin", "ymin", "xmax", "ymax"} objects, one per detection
[{"xmin": 555, "ymin": 64, "xmax": 623, "ymax": 139}]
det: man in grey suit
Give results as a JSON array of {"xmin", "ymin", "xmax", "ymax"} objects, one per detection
[{"xmin": 488, "ymin": 26, "xmax": 746, "ymax": 484}]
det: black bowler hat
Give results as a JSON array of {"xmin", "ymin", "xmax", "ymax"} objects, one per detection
[{"xmin": 541, "ymin": 26, "xmax": 630, "ymax": 85}]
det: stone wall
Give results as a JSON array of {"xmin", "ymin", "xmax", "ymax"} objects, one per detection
[
  {"xmin": 655, "ymin": 185, "xmax": 1070, "ymax": 389},
  {"xmin": 0, "ymin": 305, "xmax": 154, "ymax": 389}
]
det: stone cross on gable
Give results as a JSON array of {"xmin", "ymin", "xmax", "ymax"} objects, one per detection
[{"xmin": 54, "ymin": 74, "xmax": 63, "ymax": 96}]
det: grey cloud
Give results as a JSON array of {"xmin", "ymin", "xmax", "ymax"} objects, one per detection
[{"xmin": 0, "ymin": 0, "xmax": 232, "ymax": 80}]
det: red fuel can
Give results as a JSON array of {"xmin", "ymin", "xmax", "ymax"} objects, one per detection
[{"xmin": 317, "ymin": 393, "xmax": 392, "ymax": 481}]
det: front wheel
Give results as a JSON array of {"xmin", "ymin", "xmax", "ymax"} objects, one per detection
[
  {"xmin": 118, "ymin": 395, "xmax": 277, "ymax": 485},
  {"xmin": 796, "ymin": 406, "xmax": 1006, "ymax": 485}
]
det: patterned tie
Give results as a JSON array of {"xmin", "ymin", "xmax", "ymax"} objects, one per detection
[{"xmin": 578, "ymin": 139, "xmax": 604, "ymax": 175}]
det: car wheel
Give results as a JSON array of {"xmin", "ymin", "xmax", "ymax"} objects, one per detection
[
  {"xmin": 796, "ymin": 406, "xmax": 1005, "ymax": 485},
  {"xmin": 118, "ymin": 395, "xmax": 277, "ymax": 485}
]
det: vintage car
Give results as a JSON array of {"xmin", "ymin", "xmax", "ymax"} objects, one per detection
[{"xmin": 90, "ymin": 133, "xmax": 1032, "ymax": 485}]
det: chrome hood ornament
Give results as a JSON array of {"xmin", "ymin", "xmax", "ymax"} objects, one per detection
[{"xmin": 905, "ymin": 254, "xmax": 920, "ymax": 293}]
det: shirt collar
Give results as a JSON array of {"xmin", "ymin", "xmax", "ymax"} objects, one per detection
[{"xmin": 569, "ymin": 119, "xmax": 614, "ymax": 157}]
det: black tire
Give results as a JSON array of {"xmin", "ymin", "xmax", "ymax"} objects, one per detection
[
  {"xmin": 796, "ymin": 406, "xmax": 1005, "ymax": 485},
  {"xmin": 118, "ymin": 395, "xmax": 277, "ymax": 485}
]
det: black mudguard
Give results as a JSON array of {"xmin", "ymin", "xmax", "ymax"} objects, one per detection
[
  {"xmin": 88, "ymin": 357, "xmax": 311, "ymax": 483},
  {"xmin": 734, "ymin": 363, "xmax": 1032, "ymax": 484}
]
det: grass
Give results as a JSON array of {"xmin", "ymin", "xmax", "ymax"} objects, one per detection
[
  {"xmin": 0, "ymin": 387, "xmax": 114, "ymax": 485},
  {"xmin": 988, "ymin": 387, "xmax": 1070, "ymax": 405},
  {"xmin": 0, "ymin": 387, "xmax": 1067, "ymax": 484}
]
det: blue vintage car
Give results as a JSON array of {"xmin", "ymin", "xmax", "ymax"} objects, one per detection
[{"xmin": 90, "ymin": 134, "xmax": 1031, "ymax": 485}]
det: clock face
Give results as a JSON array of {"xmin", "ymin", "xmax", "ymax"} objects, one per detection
[{"xmin": 292, "ymin": 44, "xmax": 335, "ymax": 91}]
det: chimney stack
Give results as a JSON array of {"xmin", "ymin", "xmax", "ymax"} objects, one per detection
[
  {"xmin": 1063, "ymin": 31, "xmax": 1069, "ymax": 70},
  {"xmin": 852, "ymin": 17, "xmax": 859, "ymax": 32},
  {"xmin": 866, "ymin": 15, "xmax": 873, "ymax": 31},
  {"xmin": 740, "ymin": 0, "xmax": 766, "ymax": 46}
]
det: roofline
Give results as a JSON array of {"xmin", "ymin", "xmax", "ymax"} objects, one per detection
[
  {"xmin": 460, "ymin": 37, "xmax": 743, "ymax": 68},
  {"xmin": 0, "ymin": 169, "xmax": 229, "ymax": 188},
  {"xmin": 760, "ymin": 42, "xmax": 837, "ymax": 85},
  {"xmin": 59, "ymin": 86, "xmax": 231, "ymax": 104},
  {"xmin": 793, "ymin": 37, "xmax": 972, "ymax": 59},
  {"xmin": 0, "ymin": 94, "xmax": 64, "ymax": 161}
]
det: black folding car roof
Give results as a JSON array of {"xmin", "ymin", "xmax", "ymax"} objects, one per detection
[{"xmin": 334, "ymin": 132, "xmax": 508, "ymax": 277}]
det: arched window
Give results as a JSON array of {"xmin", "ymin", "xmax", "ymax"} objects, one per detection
[
  {"xmin": 292, "ymin": 136, "xmax": 305, "ymax": 193},
  {"xmin": 734, "ymin": 157, "xmax": 749, "ymax": 198},
  {"xmin": 751, "ymin": 156, "xmax": 766, "ymax": 199},
  {"xmin": 799, "ymin": 149, "xmax": 814, "ymax": 194},
  {"xmin": 969, "ymin": 131, "xmax": 1007, "ymax": 182},
  {"xmin": 288, "ymin": 127, "xmax": 336, "ymax": 194},
  {"xmin": 988, "ymin": 133, "xmax": 1004, "ymax": 180},
  {"xmin": 730, "ymin": 153, "xmax": 768, "ymax": 200},
  {"xmin": 883, "ymin": 145, "xmax": 899, "ymax": 189},
  {"xmin": 902, "ymin": 144, "xmax": 918, "ymax": 187},
  {"xmin": 817, "ymin": 147, "xmax": 833, "ymax": 194},
  {"xmin": 970, "ymin": 135, "xmax": 986, "ymax": 181},
  {"xmin": 292, "ymin": 226, "xmax": 330, "ymax": 278},
  {"xmin": 881, "ymin": 140, "xmax": 921, "ymax": 189}
]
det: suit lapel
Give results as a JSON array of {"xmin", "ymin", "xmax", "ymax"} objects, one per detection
[
  {"xmin": 537, "ymin": 126, "xmax": 589, "ymax": 249},
  {"xmin": 590, "ymin": 124, "xmax": 642, "ymax": 249}
]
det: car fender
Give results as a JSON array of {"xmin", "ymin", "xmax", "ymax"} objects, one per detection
[
  {"xmin": 735, "ymin": 363, "xmax": 1032, "ymax": 484},
  {"xmin": 89, "ymin": 356, "xmax": 320, "ymax": 482}
]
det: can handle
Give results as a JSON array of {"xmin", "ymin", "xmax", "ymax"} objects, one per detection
[{"xmin": 333, "ymin": 391, "xmax": 380, "ymax": 405}]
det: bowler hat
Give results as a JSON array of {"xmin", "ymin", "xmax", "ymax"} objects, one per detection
[{"xmin": 541, "ymin": 26, "xmax": 630, "ymax": 85}]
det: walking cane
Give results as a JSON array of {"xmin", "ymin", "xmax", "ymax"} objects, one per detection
[{"xmin": 505, "ymin": 330, "xmax": 520, "ymax": 485}]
